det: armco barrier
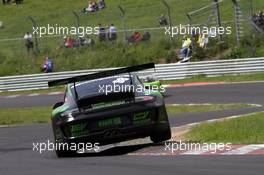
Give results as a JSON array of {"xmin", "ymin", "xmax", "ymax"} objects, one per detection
[{"xmin": 0, "ymin": 57, "xmax": 263, "ymax": 92}]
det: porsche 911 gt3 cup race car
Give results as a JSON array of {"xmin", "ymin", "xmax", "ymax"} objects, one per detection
[{"xmin": 48, "ymin": 63, "xmax": 171, "ymax": 157}]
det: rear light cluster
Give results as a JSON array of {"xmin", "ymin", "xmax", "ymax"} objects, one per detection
[{"xmin": 135, "ymin": 95, "xmax": 154, "ymax": 102}]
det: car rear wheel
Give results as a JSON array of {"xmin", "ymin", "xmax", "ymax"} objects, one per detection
[
  {"xmin": 55, "ymin": 141, "xmax": 76, "ymax": 158},
  {"xmin": 150, "ymin": 123, "xmax": 171, "ymax": 143},
  {"xmin": 53, "ymin": 131, "xmax": 76, "ymax": 157}
]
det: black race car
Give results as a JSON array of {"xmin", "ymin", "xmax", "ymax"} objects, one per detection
[{"xmin": 49, "ymin": 63, "xmax": 171, "ymax": 157}]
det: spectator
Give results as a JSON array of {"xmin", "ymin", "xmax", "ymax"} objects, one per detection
[
  {"xmin": 78, "ymin": 36, "xmax": 95, "ymax": 46},
  {"xmin": 126, "ymin": 32, "xmax": 150, "ymax": 43},
  {"xmin": 2, "ymin": 0, "xmax": 11, "ymax": 4},
  {"xmin": 126, "ymin": 35, "xmax": 135, "ymax": 43},
  {"xmin": 252, "ymin": 10, "xmax": 264, "ymax": 28},
  {"xmin": 87, "ymin": 2, "xmax": 95, "ymax": 12},
  {"xmin": 64, "ymin": 36, "xmax": 74, "ymax": 48},
  {"xmin": 42, "ymin": 56, "xmax": 54, "ymax": 73},
  {"xmin": 108, "ymin": 23, "xmax": 117, "ymax": 41},
  {"xmin": 98, "ymin": 24, "xmax": 107, "ymax": 41},
  {"xmin": 85, "ymin": 0, "xmax": 96, "ymax": 12},
  {"xmin": 180, "ymin": 36, "xmax": 192, "ymax": 58},
  {"xmin": 2, "ymin": 0, "xmax": 23, "ymax": 5},
  {"xmin": 92, "ymin": 1, "xmax": 98, "ymax": 10},
  {"xmin": 142, "ymin": 32, "xmax": 151, "ymax": 41},
  {"xmin": 133, "ymin": 32, "xmax": 142, "ymax": 42},
  {"xmin": 159, "ymin": 14, "xmax": 168, "ymax": 26},
  {"xmin": 197, "ymin": 33, "xmax": 208, "ymax": 48},
  {"xmin": 15, "ymin": 0, "xmax": 23, "ymax": 5},
  {"xmin": 24, "ymin": 32, "xmax": 34, "ymax": 53},
  {"xmin": 82, "ymin": 0, "xmax": 106, "ymax": 13},
  {"xmin": 98, "ymin": 0, "xmax": 105, "ymax": 9},
  {"xmin": 73, "ymin": 36, "xmax": 94, "ymax": 47}
]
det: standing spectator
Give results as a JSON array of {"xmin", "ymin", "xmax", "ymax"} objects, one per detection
[
  {"xmin": 98, "ymin": 24, "xmax": 106, "ymax": 41},
  {"xmin": 208, "ymin": 27, "xmax": 217, "ymax": 38},
  {"xmin": 159, "ymin": 14, "xmax": 168, "ymax": 26},
  {"xmin": 108, "ymin": 24, "xmax": 117, "ymax": 41},
  {"xmin": 197, "ymin": 33, "xmax": 208, "ymax": 48},
  {"xmin": 24, "ymin": 32, "xmax": 34, "ymax": 53}
]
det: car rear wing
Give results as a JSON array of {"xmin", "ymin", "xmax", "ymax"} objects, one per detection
[{"xmin": 48, "ymin": 63, "xmax": 155, "ymax": 87}]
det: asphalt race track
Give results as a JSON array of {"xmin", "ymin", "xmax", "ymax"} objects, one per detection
[
  {"xmin": 0, "ymin": 82, "xmax": 264, "ymax": 175},
  {"xmin": 1, "ymin": 82, "xmax": 264, "ymax": 108}
]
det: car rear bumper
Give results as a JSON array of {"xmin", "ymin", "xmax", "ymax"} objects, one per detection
[
  {"xmin": 66, "ymin": 122, "xmax": 158, "ymax": 145},
  {"xmin": 53, "ymin": 103, "xmax": 168, "ymax": 145}
]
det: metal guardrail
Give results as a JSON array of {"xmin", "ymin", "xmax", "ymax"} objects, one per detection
[{"xmin": 0, "ymin": 57, "xmax": 264, "ymax": 92}]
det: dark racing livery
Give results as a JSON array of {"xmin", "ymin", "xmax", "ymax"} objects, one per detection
[{"xmin": 49, "ymin": 63, "xmax": 171, "ymax": 157}]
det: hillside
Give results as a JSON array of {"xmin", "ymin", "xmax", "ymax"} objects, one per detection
[{"xmin": 0, "ymin": 0, "xmax": 264, "ymax": 76}]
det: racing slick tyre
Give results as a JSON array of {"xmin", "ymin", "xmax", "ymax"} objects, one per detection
[
  {"xmin": 55, "ymin": 141, "xmax": 77, "ymax": 158},
  {"xmin": 53, "ymin": 132, "xmax": 76, "ymax": 158},
  {"xmin": 150, "ymin": 123, "xmax": 171, "ymax": 143}
]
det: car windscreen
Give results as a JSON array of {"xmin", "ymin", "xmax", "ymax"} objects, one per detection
[{"xmin": 70, "ymin": 76, "xmax": 132, "ymax": 99}]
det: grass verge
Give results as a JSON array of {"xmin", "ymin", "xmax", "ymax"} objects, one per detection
[
  {"xmin": 166, "ymin": 104, "xmax": 254, "ymax": 114},
  {"xmin": 0, "ymin": 106, "xmax": 52, "ymax": 125},
  {"xmin": 1, "ymin": 0, "xmax": 264, "ymax": 76},
  {"xmin": 0, "ymin": 103, "xmax": 254, "ymax": 126},
  {"xmin": 186, "ymin": 112, "xmax": 264, "ymax": 144}
]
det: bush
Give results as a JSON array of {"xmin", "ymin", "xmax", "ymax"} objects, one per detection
[
  {"xmin": 223, "ymin": 47, "xmax": 243, "ymax": 59},
  {"xmin": 192, "ymin": 46, "xmax": 207, "ymax": 61}
]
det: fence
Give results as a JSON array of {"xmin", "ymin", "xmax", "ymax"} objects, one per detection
[
  {"xmin": 0, "ymin": 57, "xmax": 263, "ymax": 92},
  {"xmin": 1, "ymin": 1, "xmax": 262, "ymax": 52}
]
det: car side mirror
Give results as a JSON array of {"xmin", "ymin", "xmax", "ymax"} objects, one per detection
[{"xmin": 53, "ymin": 102, "xmax": 64, "ymax": 109}]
